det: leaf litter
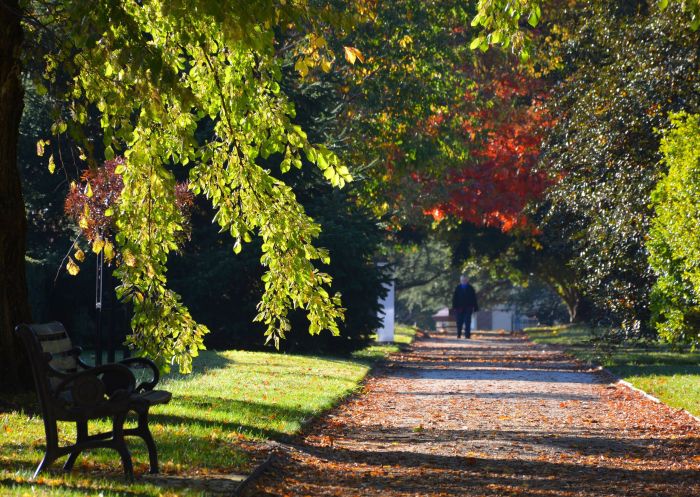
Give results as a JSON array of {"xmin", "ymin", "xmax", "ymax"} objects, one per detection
[{"xmin": 252, "ymin": 331, "xmax": 700, "ymax": 496}]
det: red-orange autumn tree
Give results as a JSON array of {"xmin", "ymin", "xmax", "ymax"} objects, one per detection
[
  {"xmin": 334, "ymin": 1, "xmax": 552, "ymax": 234},
  {"xmin": 426, "ymin": 66, "xmax": 552, "ymax": 232}
]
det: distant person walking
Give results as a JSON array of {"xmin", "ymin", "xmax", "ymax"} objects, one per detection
[{"xmin": 452, "ymin": 275, "xmax": 479, "ymax": 339}]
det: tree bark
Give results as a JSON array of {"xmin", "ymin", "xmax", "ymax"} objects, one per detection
[{"xmin": 0, "ymin": 0, "xmax": 32, "ymax": 392}]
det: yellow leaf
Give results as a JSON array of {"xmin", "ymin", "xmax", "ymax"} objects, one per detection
[
  {"xmin": 294, "ymin": 57, "xmax": 308, "ymax": 78},
  {"xmin": 66, "ymin": 258, "xmax": 80, "ymax": 276},
  {"xmin": 48, "ymin": 154, "xmax": 55, "ymax": 174},
  {"xmin": 36, "ymin": 139, "xmax": 47, "ymax": 157},
  {"xmin": 320, "ymin": 58, "xmax": 332, "ymax": 73},
  {"xmin": 344, "ymin": 46, "xmax": 364, "ymax": 65},
  {"xmin": 344, "ymin": 46, "xmax": 356, "ymax": 64},
  {"xmin": 103, "ymin": 241, "xmax": 115, "ymax": 261},
  {"xmin": 311, "ymin": 34, "xmax": 327, "ymax": 49},
  {"xmin": 74, "ymin": 249, "xmax": 85, "ymax": 262},
  {"xmin": 85, "ymin": 182, "xmax": 93, "ymax": 198},
  {"xmin": 92, "ymin": 237, "xmax": 105, "ymax": 254},
  {"xmin": 78, "ymin": 216, "xmax": 89, "ymax": 229},
  {"xmin": 123, "ymin": 250, "xmax": 136, "ymax": 267}
]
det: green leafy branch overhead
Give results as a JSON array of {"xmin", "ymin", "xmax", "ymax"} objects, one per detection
[
  {"xmin": 28, "ymin": 0, "xmax": 358, "ymax": 371},
  {"xmin": 470, "ymin": 0, "xmax": 700, "ymax": 59}
]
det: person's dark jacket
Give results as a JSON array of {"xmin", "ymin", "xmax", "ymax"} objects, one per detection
[{"xmin": 452, "ymin": 284, "xmax": 479, "ymax": 313}]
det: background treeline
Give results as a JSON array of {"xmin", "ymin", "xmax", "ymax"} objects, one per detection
[{"xmin": 391, "ymin": 0, "xmax": 700, "ymax": 346}]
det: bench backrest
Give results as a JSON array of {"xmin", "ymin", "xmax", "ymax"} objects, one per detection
[{"xmin": 15, "ymin": 322, "xmax": 83, "ymax": 413}]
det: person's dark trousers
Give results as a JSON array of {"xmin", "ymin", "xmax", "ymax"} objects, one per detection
[{"xmin": 455, "ymin": 309, "xmax": 473, "ymax": 338}]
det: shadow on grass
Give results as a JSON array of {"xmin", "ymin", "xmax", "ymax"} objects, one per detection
[
  {"xmin": 0, "ymin": 477, "xmax": 151, "ymax": 497},
  {"xmin": 150, "ymin": 396, "xmax": 313, "ymax": 440},
  {"xmin": 608, "ymin": 364, "xmax": 700, "ymax": 377},
  {"xmin": 165, "ymin": 350, "xmax": 237, "ymax": 380},
  {"xmin": 0, "ymin": 396, "xmax": 313, "ymax": 477}
]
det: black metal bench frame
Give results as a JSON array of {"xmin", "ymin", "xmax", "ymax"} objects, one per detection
[{"xmin": 15, "ymin": 322, "xmax": 171, "ymax": 480}]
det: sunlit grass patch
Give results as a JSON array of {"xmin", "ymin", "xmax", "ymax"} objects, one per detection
[
  {"xmin": 524, "ymin": 325, "xmax": 700, "ymax": 416},
  {"xmin": 351, "ymin": 324, "xmax": 418, "ymax": 362},
  {"xmin": 0, "ymin": 325, "xmax": 412, "ymax": 496}
]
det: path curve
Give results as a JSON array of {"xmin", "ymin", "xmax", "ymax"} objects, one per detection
[{"xmin": 253, "ymin": 331, "xmax": 700, "ymax": 496}]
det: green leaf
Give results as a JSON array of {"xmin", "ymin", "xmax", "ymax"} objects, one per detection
[
  {"xmin": 317, "ymin": 151, "xmax": 329, "ymax": 170},
  {"xmin": 35, "ymin": 82, "xmax": 48, "ymax": 96},
  {"xmin": 469, "ymin": 36, "xmax": 484, "ymax": 50},
  {"xmin": 528, "ymin": 11, "xmax": 539, "ymax": 27}
]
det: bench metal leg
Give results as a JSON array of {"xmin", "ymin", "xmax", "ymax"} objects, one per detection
[
  {"xmin": 63, "ymin": 421, "xmax": 88, "ymax": 472},
  {"xmin": 34, "ymin": 419, "xmax": 60, "ymax": 478},
  {"xmin": 138, "ymin": 411, "xmax": 159, "ymax": 474},
  {"xmin": 112, "ymin": 413, "xmax": 134, "ymax": 481},
  {"xmin": 34, "ymin": 452, "xmax": 58, "ymax": 479}
]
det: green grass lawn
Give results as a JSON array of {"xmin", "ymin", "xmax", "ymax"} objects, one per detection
[
  {"xmin": 0, "ymin": 325, "xmax": 416, "ymax": 497},
  {"xmin": 524, "ymin": 324, "xmax": 700, "ymax": 417}
]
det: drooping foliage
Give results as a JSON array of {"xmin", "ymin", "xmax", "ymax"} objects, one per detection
[
  {"xmin": 168, "ymin": 186, "xmax": 388, "ymax": 354},
  {"xmin": 25, "ymin": 1, "xmax": 362, "ymax": 370},
  {"xmin": 648, "ymin": 113, "xmax": 700, "ymax": 346}
]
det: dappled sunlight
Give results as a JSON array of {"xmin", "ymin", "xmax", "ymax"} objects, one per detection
[
  {"xmin": 255, "ymin": 332, "xmax": 700, "ymax": 496},
  {"xmin": 0, "ymin": 341, "xmax": 408, "ymax": 496}
]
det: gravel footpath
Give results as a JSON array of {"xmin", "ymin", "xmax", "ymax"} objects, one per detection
[{"xmin": 251, "ymin": 330, "xmax": 700, "ymax": 497}]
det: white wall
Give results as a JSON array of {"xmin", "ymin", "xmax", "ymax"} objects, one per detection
[
  {"xmin": 377, "ymin": 281, "xmax": 395, "ymax": 342},
  {"xmin": 492, "ymin": 310, "xmax": 513, "ymax": 331}
]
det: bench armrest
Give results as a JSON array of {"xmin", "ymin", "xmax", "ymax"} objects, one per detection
[
  {"xmin": 119, "ymin": 357, "xmax": 160, "ymax": 392},
  {"xmin": 53, "ymin": 364, "xmax": 136, "ymax": 407}
]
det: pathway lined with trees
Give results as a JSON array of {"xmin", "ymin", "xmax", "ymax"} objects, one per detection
[{"xmin": 254, "ymin": 331, "xmax": 700, "ymax": 496}]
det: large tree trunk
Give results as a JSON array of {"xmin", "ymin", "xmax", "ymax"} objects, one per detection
[{"xmin": 0, "ymin": 0, "xmax": 32, "ymax": 392}]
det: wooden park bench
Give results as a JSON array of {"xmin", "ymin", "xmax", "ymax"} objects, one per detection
[{"xmin": 15, "ymin": 322, "xmax": 172, "ymax": 480}]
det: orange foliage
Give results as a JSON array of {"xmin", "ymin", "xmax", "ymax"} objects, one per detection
[{"xmin": 429, "ymin": 68, "xmax": 554, "ymax": 232}]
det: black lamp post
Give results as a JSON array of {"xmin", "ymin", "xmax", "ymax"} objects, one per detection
[{"xmin": 95, "ymin": 250, "xmax": 103, "ymax": 365}]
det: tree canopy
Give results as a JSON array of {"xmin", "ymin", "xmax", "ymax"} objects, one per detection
[
  {"xmin": 3, "ymin": 0, "xmax": 700, "ymax": 389},
  {"xmin": 20, "ymin": 0, "xmax": 367, "ymax": 371}
]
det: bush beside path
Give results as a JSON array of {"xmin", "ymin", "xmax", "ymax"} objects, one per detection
[{"xmin": 252, "ymin": 330, "xmax": 700, "ymax": 496}]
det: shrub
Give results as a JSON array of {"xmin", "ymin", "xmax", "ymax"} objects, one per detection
[{"xmin": 648, "ymin": 112, "xmax": 700, "ymax": 346}]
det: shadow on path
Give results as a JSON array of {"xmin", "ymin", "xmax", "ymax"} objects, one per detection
[{"xmin": 252, "ymin": 331, "xmax": 700, "ymax": 497}]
